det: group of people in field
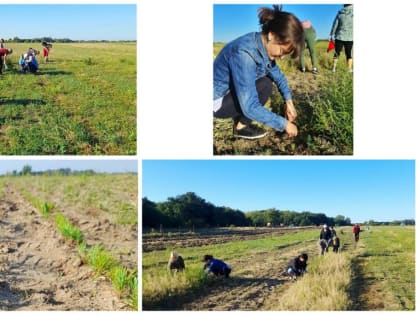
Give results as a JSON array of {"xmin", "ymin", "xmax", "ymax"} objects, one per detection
[
  {"xmin": 213, "ymin": 4, "xmax": 353, "ymax": 140},
  {"xmin": 0, "ymin": 38, "xmax": 52, "ymax": 75},
  {"xmin": 167, "ymin": 251, "xmax": 232, "ymax": 278},
  {"xmin": 167, "ymin": 223, "xmax": 362, "ymax": 284}
]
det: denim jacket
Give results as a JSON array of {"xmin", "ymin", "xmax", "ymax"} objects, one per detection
[{"xmin": 214, "ymin": 32, "xmax": 291, "ymax": 131}]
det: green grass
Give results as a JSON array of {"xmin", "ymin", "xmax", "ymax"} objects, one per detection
[
  {"xmin": 352, "ymin": 226, "xmax": 415, "ymax": 310},
  {"xmin": 0, "ymin": 42, "xmax": 136, "ymax": 155},
  {"xmin": 54, "ymin": 212, "xmax": 84, "ymax": 244}
]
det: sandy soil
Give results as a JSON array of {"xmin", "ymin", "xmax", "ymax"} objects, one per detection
[{"xmin": 0, "ymin": 184, "xmax": 130, "ymax": 310}]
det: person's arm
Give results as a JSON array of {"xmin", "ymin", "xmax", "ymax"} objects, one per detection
[
  {"xmin": 330, "ymin": 15, "xmax": 339, "ymax": 39},
  {"xmin": 228, "ymin": 50, "xmax": 288, "ymax": 131}
]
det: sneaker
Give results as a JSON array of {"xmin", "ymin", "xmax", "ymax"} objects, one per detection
[
  {"xmin": 300, "ymin": 67, "xmax": 306, "ymax": 73},
  {"xmin": 312, "ymin": 68, "xmax": 319, "ymax": 75},
  {"xmin": 233, "ymin": 124, "xmax": 267, "ymax": 139}
]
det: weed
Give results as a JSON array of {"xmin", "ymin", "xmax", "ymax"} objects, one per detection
[{"xmin": 111, "ymin": 266, "xmax": 130, "ymax": 293}]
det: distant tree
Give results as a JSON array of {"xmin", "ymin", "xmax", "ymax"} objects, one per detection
[{"xmin": 21, "ymin": 165, "xmax": 32, "ymax": 175}]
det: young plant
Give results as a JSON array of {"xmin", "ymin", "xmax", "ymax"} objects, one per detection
[{"xmin": 54, "ymin": 213, "xmax": 84, "ymax": 244}]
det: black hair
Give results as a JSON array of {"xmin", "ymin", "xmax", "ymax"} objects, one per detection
[{"xmin": 300, "ymin": 253, "xmax": 308, "ymax": 261}]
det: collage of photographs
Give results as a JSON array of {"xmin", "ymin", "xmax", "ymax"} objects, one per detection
[{"xmin": 0, "ymin": 0, "xmax": 417, "ymax": 312}]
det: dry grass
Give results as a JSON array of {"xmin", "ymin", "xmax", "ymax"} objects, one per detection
[{"xmin": 265, "ymin": 252, "xmax": 351, "ymax": 310}]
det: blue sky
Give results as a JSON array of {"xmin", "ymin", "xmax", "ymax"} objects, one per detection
[
  {"xmin": 214, "ymin": 4, "xmax": 344, "ymax": 43},
  {"xmin": 0, "ymin": 4, "xmax": 136, "ymax": 40},
  {"xmin": 0, "ymin": 160, "xmax": 138, "ymax": 175},
  {"xmin": 142, "ymin": 160, "xmax": 415, "ymax": 223}
]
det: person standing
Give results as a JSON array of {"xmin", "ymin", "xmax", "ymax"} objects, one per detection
[
  {"xmin": 1, "ymin": 39, "xmax": 9, "ymax": 70},
  {"xmin": 0, "ymin": 48, "xmax": 12, "ymax": 74},
  {"xmin": 329, "ymin": 4, "xmax": 353, "ymax": 72},
  {"xmin": 299, "ymin": 20, "xmax": 318, "ymax": 74},
  {"xmin": 352, "ymin": 223, "xmax": 361, "ymax": 242},
  {"xmin": 319, "ymin": 224, "xmax": 332, "ymax": 254},
  {"xmin": 214, "ymin": 5, "xmax": 304, "ymax": 140}
]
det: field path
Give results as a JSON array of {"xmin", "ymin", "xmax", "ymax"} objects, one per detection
[
  {"xmin": 181, "ymin": 240, "xmax": 319, "ymax": 310},
  {"xmin": 0, "ymin": 184, "xmax": 127, "ymax": 310}
]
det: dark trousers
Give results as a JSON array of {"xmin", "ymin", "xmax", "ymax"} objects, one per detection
[
  {"xmin": 214, "ymin": 76, "xmax": 273, "ymax": 126},
  {"xmin": 334, "ymin": 40, "xmax": 353, "ymax": 60}
]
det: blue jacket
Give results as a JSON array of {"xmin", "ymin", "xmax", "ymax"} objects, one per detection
[
  {"xmin": 214, "ymin": 32, "xmax": 291, "ymax": 131},
  {"xmin": 206, "ymin": 258, "xmax": 231, "ymax": 274}
]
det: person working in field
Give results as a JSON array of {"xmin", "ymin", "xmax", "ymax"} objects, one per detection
[
  {"xmin": 299, "ymin": 20, "xmax": 318, "ymax": 74},
  {"xmin": 42, "ymin": 41, "xmax": 52, "ymax": 63},
  {"xmin": 352, "ymin": 223, "xmax": 361, "ymax": 242},
  {"xmin": 19, "ymin": 48, "xmax": 39, "ymax": 73},
  {"xmin": 329, "ymin": 4, "xmax": 353, "ymax": 73},
  {"xmin": 167, "ymin": 250, "xmax": 185, "ymax": 272},
  {"xmin": 1, "ymin": 38, "xmax": 9, "ymax": 70},
  {"xmin": 286, "ymin": 253, "xmax": 308, "ymax": 280},
  {"xmin": 213, "ymin": 5, "xmax": 303, "ymax": 140},
  {"xmin": 202, "ymin": 254, "xmax": 232, "ymax": 278},
  {"xmin": 332, "ymin": 235, "xmax": 340, "ymax": 253},
  {"xmin": 0, "ymin": 48, "xmax": 13, "ymax": 74},
  {"xmin": 319, "ymin": 224, "xmax": 332, "ymax": 255}
]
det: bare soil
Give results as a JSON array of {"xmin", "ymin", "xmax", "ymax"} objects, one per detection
[
  {"xmin": 143, "ymin": 226, "xmax": 318, "ymax": 252},
  {"xmin": 0, "ymin": 184, "xmax": 131, "ymax": 310}
]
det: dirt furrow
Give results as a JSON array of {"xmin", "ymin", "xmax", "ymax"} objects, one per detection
[
  {"xmin": 181, "ymin": 240, "xmax": 319, "ymax": 310},
  {"xmin": 0, "ymin": 184, "xmax": 127, "ymax": 310}
]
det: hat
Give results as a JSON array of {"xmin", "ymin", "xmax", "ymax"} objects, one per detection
[{"xmin": 323, "ymin": 224, "xmax": 328, "ymax": 228}]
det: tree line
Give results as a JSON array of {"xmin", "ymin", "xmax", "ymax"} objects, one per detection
[
  {"xmin": 6, "ymin": 37, "xmax": 135, "ymax": 43},
  {"xmin": 143, "ymin": 192, "xmax": 354, "ymax": 229}
]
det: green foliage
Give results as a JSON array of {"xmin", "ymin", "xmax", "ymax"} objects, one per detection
[
  {"xmin": 40, "ymin": 201, "xmax": 55, "ymax": 218},
  {"xmin": 54, "ymin": 213, "xmax": 84, "ymax": 244},
  {"xmin": 85, "ymin": 244, "xmax": 117, "ymax": 275},
  {"xmin": 111, "ymin": 266, "xmax": 130, "ymax": 293},
  {"xmin": 128, "ymin": 274, "xmax": 138, "ymax": 310}
]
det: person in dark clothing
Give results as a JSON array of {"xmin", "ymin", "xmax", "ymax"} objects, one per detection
[
  {"xmin": 202, "ymin": 254, "xmax": 231, "ymax": 278},
  {"xmin": 286, "ymin": 253, "xmax": 308, "ymax": 280},
  {"xmin": 167, "ymin": 251, "xmax": 185, "ymax": 272},
  {"xmin": 332, "ymin": 236, "xmax": 340, "ymax": 253},
  {"xmin": 352, "ymin": 224, "xmax": 361, "ymax": 242},
  {"xmin": 320, "ymin": 224, "xmax": 332, "ymax": 244}
]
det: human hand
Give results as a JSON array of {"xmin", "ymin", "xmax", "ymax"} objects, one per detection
[
  {"xmin": 285, "ymin": 121, "xmax": 298, "ymax": 137},
  {"xmin": 285, "ymin": 100, "xmax": 297, "ymax": 122}
]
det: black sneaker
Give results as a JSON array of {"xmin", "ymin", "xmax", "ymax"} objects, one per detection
[
  {"xmin": 233, "ymin": 125, "xmax": 267, "ymax": 139},
  {"xmin": 312, "ymin": 68, "xmax": 319, "ymax": 75}
]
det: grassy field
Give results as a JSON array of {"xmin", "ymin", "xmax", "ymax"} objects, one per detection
[
  {"xmin": 142, "ymin": 226, "xmax": 414, "ymax": 310},
  {"xmin": 0, "ymin": 42, "xmax": 136, "ymax": 155},
  {"xmin": 214, "ymin": 40, "xmax": 353, "ymax": 155}
]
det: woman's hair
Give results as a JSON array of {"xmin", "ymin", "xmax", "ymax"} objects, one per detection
[
  {"xmin": 202, "ymin": 254, "xmax": 213, "ymax": 262},
  {"xmin": 258, "ymin": 5, "xmax": 304, "ymax": 58}
]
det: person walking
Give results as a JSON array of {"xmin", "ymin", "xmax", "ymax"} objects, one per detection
[
  {"xmin": 352, "ymin": 223, "xmax": 361, "ymax": 242},
  {"xmin": 299, "ymin": 20, "xmax": 318, "ymax": 74},
  {"xmin": 329, "ymin": 4, "xmax": 353, "ymax": 72},
  {"xmin": 214, "ymin": 5, "xmax": 304, "ymax": 140},
  {"xmin": 319, "ymin": 224, "xmax": 332, "ymax": 254}
]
